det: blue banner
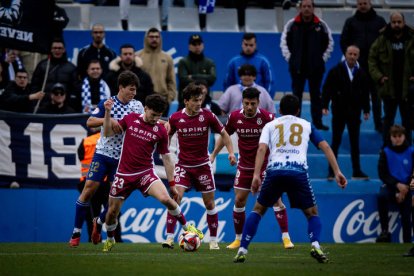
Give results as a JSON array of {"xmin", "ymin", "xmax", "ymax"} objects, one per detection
[
  {"xmin": 0, "ymin": 111, "xmax": 88, "ymax": 188},
  {"xmin": 2, "ymin": 185, "xmax": 405, "ymax": 243}
]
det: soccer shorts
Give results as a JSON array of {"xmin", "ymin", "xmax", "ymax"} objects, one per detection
[
  {"xmin": 109, "ymin": 168, "xmax": 160, "ymax": 199},
  {"xmin": 257, "ymin": 168, "xmax": 316, "ymax": 210},
  {"xmin": 234, "ymin": 168, "xmax": 265, "ymax": 191},
  {"xmin": 174, "ymin": 163, "xmax": 215, "ymax": 193},
  {"xmin": 86, "ymin": 153, "xmax": 118, "ymax": 183}
]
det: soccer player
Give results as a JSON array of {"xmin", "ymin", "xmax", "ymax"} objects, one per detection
[
  {"xmin": 69, "ymin": 71, "xmax": 144, "ymax": 247},
  {"xmin": 101, "ymin": 94, "xmax": 203, "ymax": 252},
  {"xmin": 162, "ymin": 82, "xmax": 236, "ymax": 250},
  {"xmin": 233, "ymin": 94, "xmax": 347, "ymax": 263},
  {"xmin": 210, "ymin": 87, "xmax": 294, "ymax": 250}
]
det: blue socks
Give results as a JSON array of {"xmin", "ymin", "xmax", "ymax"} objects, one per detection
[
  {"xmin": 74, "ymin": 200, "xmax": 90, "ymax": 230},
  {"xmin": 308, "ymin": 215, "xmax": 322, "ymax": 243},
  {"xmin": 240, "ymin": 212, "xmax": 262, "ymax": 250},
  {"xmin": 99, "ymin": 203, "xmax": 108, "ymax": 224}
]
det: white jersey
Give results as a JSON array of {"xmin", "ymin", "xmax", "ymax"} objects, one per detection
[
  {"xmin": 93, "ymin": 96, "xmax": 144, "ymax": 159},
  {"xmin": 259, "ymin": 115, "xmax": 323, "ymax": 171}
]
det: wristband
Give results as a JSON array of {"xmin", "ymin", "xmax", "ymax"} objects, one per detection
[{"xmin": 169, "ymin": 180, "xmax": 175, "ymax": 187}]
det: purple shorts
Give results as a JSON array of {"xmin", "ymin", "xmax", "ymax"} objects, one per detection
[
  {"xmin": 234, "ymin": 168, "xmax": 266, "ymax": 191},
  {"xmin": 109, "ymin": 168, "xmax": 160, "ymax": 199},
  {"xmin": 174, "ymin": 163, "xmax": 215, "ymax": 193}
]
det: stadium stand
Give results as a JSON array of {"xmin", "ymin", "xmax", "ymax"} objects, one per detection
[
  {"xmin": 384, "ymin": 0, "xmax": 414, "ymax": 8},
  {"xmin": 128, "ymin": 6, "xmax": 161, "ymax": 31},
  {"xmin": 89, "ymin": 6, "xmax": 122, "ymax": 30},
  {"xmin": 167, "ymin": 7, "xmax": 201, "ymax": 32},
  {"xmin": 314, "ymin": 0, "xmax": 346, "ymax": 7},
  {"xmin": 320, "ymin": 8, "xmax": 353, "ymax": 33},
  {"xmin": 346, "ymin": 0, "xmax": 384, "ymax": 7},
  {"xmin": 64, "ymin": 5, "xmax": 84, "ymax": 30},
  {"xmin": 206, "ymin": 8, "xmax": 239, "ymax": 32},
  {"xmin": 245, "ymin": 8, "xmax": 278, "ymax": 33}
]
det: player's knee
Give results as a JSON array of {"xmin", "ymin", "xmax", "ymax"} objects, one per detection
[
  {"xmin": 159, "ymin": 195, "xmax": 173, "ymax": 207},
  {"xmin": 80, "ymin": 181, "xmax": 99, "ymax": 201},
  {"xmin": 303, "ymin": 206, "xmax": 318, "ymax": 218},
  {"xmin": 234, "ymin": 197, "xmax": 247, "ymax": 208}
]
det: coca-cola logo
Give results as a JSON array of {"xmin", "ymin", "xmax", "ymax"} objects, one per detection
[
  {"xmin": 107, "ymin": 196, "xmax": 232, "ymax": 243},
  {"xmin": 333, "ymin": 199, "xmax": 403, "ymax": 243}
]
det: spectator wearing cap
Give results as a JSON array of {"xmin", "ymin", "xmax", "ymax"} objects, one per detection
[
  {"xmin": 218, "ymin": 64, "xmax": 275, "ymax": 115},
  {"xmin": 0, "ymin": 69, "xmax": 45, "ymax": 113},
  {"xmin": 38, "ymin": 83, "xmax": 76, "ymax": 114},
  {"xmin": 177, "ymin": 34, "xmax": 216, "ymax": 111},
  {"xmin": 223, "ymin": 33, "xmax": 273, "ymax": 98}
]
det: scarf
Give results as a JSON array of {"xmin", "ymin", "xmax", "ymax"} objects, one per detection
[{"xmin": 81, "ymin": 77, "xmax": 110, "ymax": 113}]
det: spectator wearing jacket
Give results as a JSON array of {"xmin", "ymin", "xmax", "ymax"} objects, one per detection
[
  {"xmin": 1, "ymin": 69, "xmax": 44, "ymax": 113},
  {"xmin": 322, "ymin": 45, "xmax": 370, "ymax": 180},
  {"xmin": 77, "ymin": 24, "xmax": 117, "ymax": 80},
  {"xmin": 31, "ymin": 39, "xmax": 79, "ymax": 111},
  {"xmin": 224, "ymin": 32, "xmax": 273, "ymax": 98},
  {"xmin": 177, "ymin": 34, "xmax": 216, "ymax": 111},
  {"xmin": 106, "ymin": 44, "xmax": 153, "ymax": 104},
  {"xmin": 280, "ymin": 0, "xmax": 333, "ymax": 130},
  {"xmin": 368, "ymin": 12, "xmax": 414, "ymax": 144},
  {"xmin": 376, "ymin": 125, "xmax": 414, "ymax": 243},
  {"xmin": 340, "ymin": 0, "xmax": 386, "ymax": 133}
]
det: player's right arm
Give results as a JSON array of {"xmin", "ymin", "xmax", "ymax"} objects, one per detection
[
  {"xmin": 318, "ymin": 140, "xmax": 347, "ymax": 189},
  {"xmin": 103, "ymin": 99, "xmax": 115, "ymax": 137}
]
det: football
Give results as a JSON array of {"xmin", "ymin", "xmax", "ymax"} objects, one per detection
[{"xmin": 178, "ymin": 232, "xmax": 201, "ymax": 252}]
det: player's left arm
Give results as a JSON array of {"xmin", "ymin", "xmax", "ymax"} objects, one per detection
[
  {"xmin": 103, "ymin": 99, "xmax": 115, "ymax": 137},
  {"xmin": 161, "ymin": 153, "xmax": 179, "ymax": 201},
  {"xmin": 319, "ymin": 140, "xmax": 347, "ymax": 189},
  {"xmin": 219, "ymin": 129, "xmax": 236, "ymax": 166}
]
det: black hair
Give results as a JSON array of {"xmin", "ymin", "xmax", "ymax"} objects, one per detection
[
  {"xmin": 242, "ymin": 32, "xmax": 256, "ymax": 41},
  {"xmin": 238, "ymin": 64, "xmax": 257, "ymax": 77},
  {"xmin": 279, "ymin": 94, "xmax": 300, "ymax": 116},
  {"xmin": 242, "ymin": 87, "xmax": 261, "ymax": 100},
  {"xmin": 117, "ymin": 70, "xmax": 140, "ymax": 89},
  {"xmin": 147, "ymin": 27, "xmax": 160, "ymax": 34},
  {"xmin": 119, "ymin": 43, "xmax": 135, "ymax": 53},
  {"xmin": 182, "ymin": 82, "xmax": 203, "ymax": 101},
  {"xmin": 145, "ymin": 94, "xmax": 168, "ymax": 113}
]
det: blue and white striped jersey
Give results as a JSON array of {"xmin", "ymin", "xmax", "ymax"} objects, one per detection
[{"xmin": 91, "ymin": 96, "xmax": 144, "ymax": 159}]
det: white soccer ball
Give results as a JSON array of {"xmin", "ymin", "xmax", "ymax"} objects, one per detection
[{"xmin": 178, "ymin": 232, "xmax": 201, "ymax": 252}]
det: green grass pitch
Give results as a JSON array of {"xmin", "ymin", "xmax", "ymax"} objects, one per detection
[{"xmin": 1, "ymin": 243, "xmax": 413, "ymax": 275}]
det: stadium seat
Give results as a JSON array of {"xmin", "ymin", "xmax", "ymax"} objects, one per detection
[
  {"xmin": 320, "ymin": 9, "xmax": 353, "ymax": 33},
  {"xmin": 346, "ymin": 0, "xmax": 384, "ymax": 7},
  {"xmin": 314, "ymin": 0, "xmax": 345, "ymax": 7},
  {"xmin": 89, "ymin": 6, "xmax": 122, "ymax": 30},
  {"xmin": 128, "ymin": 6, "xmax": 161, "ymax": 31},
  {"xmin": 64, "ymin": 5, "xmax": 84, "ymax": 30},
  {"xmin": 245, "ymin": 9, "xmax": 278, "ymax": 33},
  {"xmin": 167, "ymin": 7, "xmax": 200, "ymax": 32},
  {"xmin": 384, "ymin": 0, "xmax": 414, "ymax": 8},
  {"xmin": 206, "ymin": 8, "xmax": 239, "ymax": 32},
  {"xmin": 403, "ymin": 10, "xmax": 414, "ymax": 28}
]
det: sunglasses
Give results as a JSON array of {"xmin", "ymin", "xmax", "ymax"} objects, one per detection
[{"xmin": 52, "ymin": 91, "xmax": 65, "ymax": 96}]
